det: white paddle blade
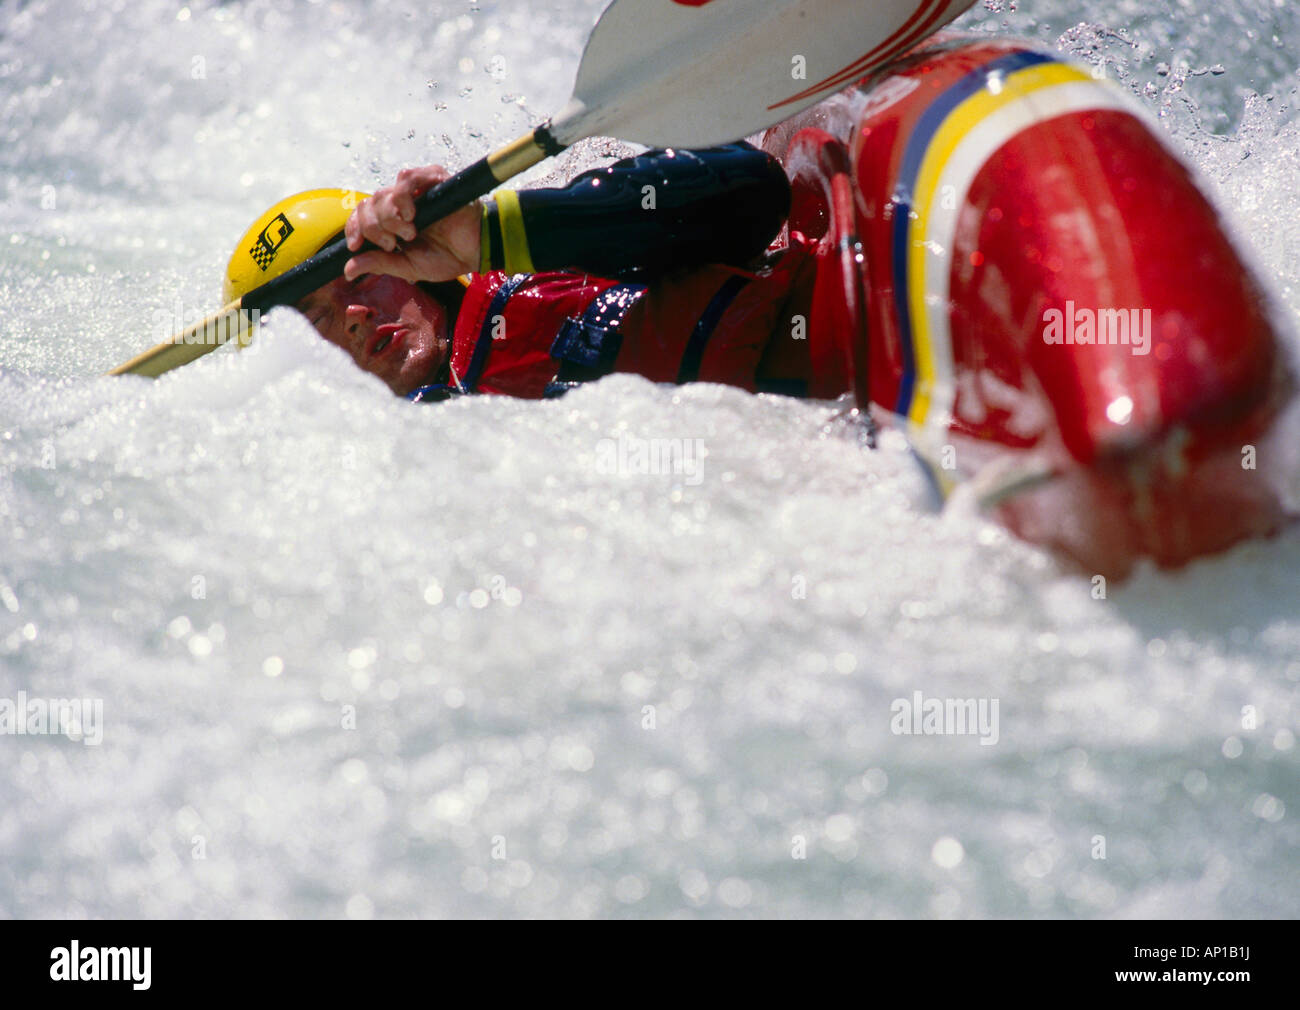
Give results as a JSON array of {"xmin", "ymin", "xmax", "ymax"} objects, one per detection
[{"xmin": 553, "ymin": 0, "xmax": 977, "ymax": 148}]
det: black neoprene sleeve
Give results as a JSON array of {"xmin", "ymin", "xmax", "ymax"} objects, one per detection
[{"xmin": 484, "ymin": 142, "xmax": 791, "ymax": 282}]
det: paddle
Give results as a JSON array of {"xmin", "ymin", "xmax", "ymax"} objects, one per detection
[{"xmin": 109, "ymin": 0, "xmax": 976, "ymax": 378}]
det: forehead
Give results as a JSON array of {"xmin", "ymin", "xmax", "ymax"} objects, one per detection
[
  {"xmin": 297, "ymin": 277, "xmax": 349, "ymax": 312},
  {"xmin": 297, "ymin": 275, "xmax": 443, "ymax": 318}
]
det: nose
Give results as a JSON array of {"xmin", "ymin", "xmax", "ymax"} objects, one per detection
[{"xmin": 344, "ymin": 303, "xmax": 373, "ymax": 350}]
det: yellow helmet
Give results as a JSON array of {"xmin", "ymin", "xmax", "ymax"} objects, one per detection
[
  {"xmin": 223, "ymin": 188, "xmax": 369, "ymax": 305},
  {"xmin": 223, "ymin": 187, "xmax": 474, "ymax": 351}
]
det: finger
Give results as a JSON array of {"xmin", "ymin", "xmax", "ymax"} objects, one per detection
[
  {"xmin": 376, "ymin": 189, "xmax": 418, "ymax": 242},
  {"xmin": 404, "ymin": 164, "xmax": 451, "ymax": 201},
  {"xmin": 344, "ymin": 199, "xmax": 366, "ymax": 251},
  {"xmin": 347, "ymin": 197, "xmax": 391, "ymax": 251},
  {"xmin": 391, "ymin": 168, "xmax": 421, "ymax": 223},
  {"xmin": 344, "ymin": 249, "xmax": 416, "ymax": 284},
  {"xmin": 395, "ymin": 165, "xmax": 453, "ymax": 226},
  {"xmin": 355, "ymin": 200, "xmax": 402, "ymax": 253}
]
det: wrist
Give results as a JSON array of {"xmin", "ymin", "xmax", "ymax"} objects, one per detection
[{"xmin": 480, "ymin": 191, "xmax": 535, "ymax": 274}]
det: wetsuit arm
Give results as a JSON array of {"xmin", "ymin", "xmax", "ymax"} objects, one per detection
[{"xmin": 478, "ymin": 142, "xmax": 790, "ymax": 282}]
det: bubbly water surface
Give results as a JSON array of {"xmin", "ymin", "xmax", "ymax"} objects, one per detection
[{"xmin": 1, "ymin": 0, "xmax": 1297, "ymax": 918}]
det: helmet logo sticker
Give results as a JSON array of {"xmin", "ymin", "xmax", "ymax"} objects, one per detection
[{"xmin": 249, "ymin": 213, "xmax": 295, "ymax": 270}]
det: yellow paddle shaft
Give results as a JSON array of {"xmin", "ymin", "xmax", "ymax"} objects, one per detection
[{"xmin": 107, "ymin": 299, "xmax": 255, "ymax": 378}]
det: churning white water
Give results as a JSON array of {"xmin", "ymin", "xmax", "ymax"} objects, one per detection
[{"xmin": 1, "ymin": 0, "xmax": 1297, "ymax": 918}]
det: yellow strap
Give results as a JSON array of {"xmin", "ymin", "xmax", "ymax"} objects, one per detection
[{"xmin": 494, "ymin": 189, "xmax": 536, "ymax": 274}]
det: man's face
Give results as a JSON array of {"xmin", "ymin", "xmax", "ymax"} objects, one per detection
[{"xmin": 297, "ymin": 273, "xmax": 449, "ymax": 396}]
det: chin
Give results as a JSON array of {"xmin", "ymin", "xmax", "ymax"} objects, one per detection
[{"xmin": 389, "ymin": 328, "xmax": 442, "ymax": 396}]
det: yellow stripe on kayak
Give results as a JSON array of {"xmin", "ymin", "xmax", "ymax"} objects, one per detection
[{"xmin": 905, "ymin": 60, "xmax": 1095, "ymax": 432}]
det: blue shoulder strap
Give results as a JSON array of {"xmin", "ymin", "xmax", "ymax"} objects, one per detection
[{"xmin": 544, "ymin": 282, "xmax": 646, "ymax": 398}]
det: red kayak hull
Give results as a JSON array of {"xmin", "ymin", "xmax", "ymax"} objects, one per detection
[{"xmin": 767, "ymin": 35, "xmax": 1298, "ymax": 577}]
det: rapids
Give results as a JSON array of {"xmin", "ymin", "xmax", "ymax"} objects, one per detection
[{"xmin": 1, "ymin": 0, "xmax": 1296, "ymax": 917}]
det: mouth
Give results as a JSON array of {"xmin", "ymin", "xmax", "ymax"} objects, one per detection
[{"xmin": 367, "ymin": 322, "xmax": 408, "ymax": 360}]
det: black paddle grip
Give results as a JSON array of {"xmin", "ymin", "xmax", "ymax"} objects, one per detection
[{"xmin": 243, "ymin": 155, "xmax": 500, "ymax": 313}]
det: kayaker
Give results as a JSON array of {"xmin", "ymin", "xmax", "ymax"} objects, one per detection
[
  {"xmin": 224, "ymin": 144, "xmax": 820, "ymax": 402},
  {"xmin": 222, "ymin": 32, "xmax": 1295, "ymax": 574}
]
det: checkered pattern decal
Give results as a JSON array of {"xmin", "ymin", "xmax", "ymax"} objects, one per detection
[{"xmin": 250, "ymin": 213, "xmax": 294, "ymax": 271}]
